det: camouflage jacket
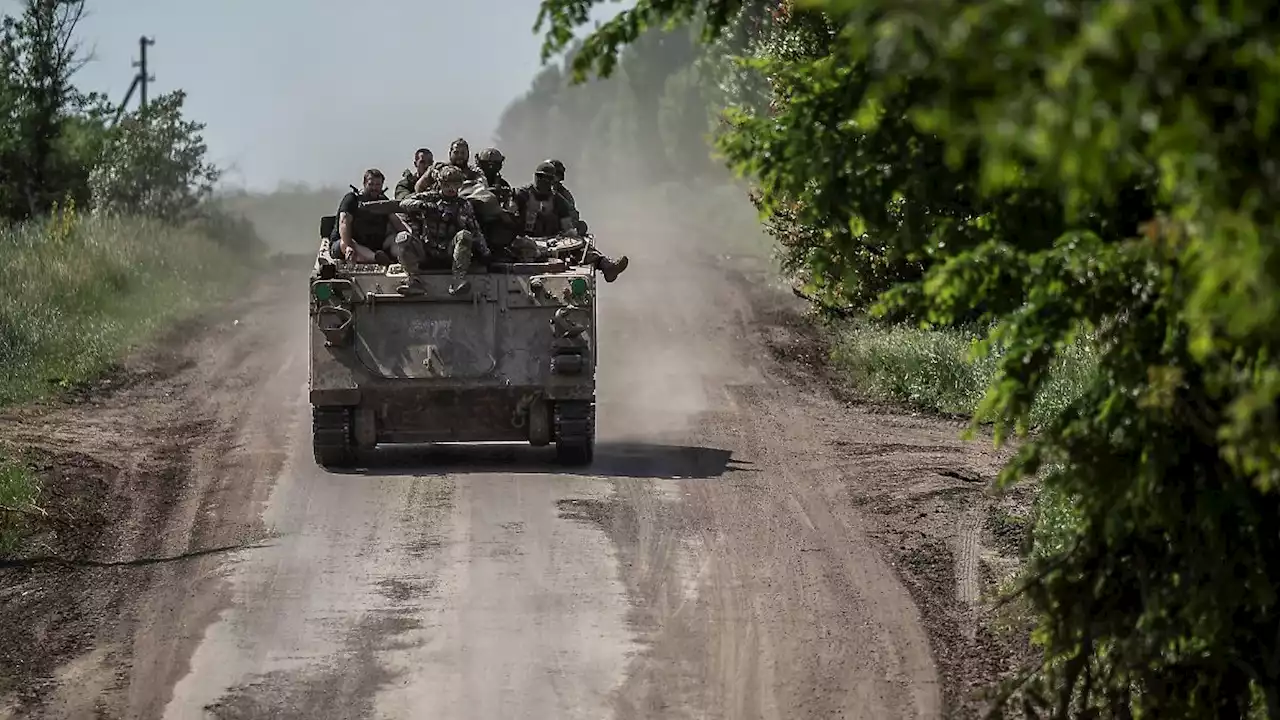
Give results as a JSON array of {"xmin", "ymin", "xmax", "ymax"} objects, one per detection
[
  {"xmin": 394, "ymin": 168, "xmax": 425, "ymax": 200},
  {"xmin": 400, "ymin": 192, "xmax": 485, "ymax": 248}
]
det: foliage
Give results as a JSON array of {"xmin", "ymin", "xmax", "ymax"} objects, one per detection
[
  {"xmin": 89, "ymin": 90, "xmax": 222, "ymax": 221},
  {"xmin": 0, "ymin": 0, "xmax": 95, "ymax": 220},
  {"xmin": 0, "ymin": 457, "xmax": 40, "ymax": 556},
  {"xmin": 0, "ymin": 0, "xmax": 233, "ymax": 227},
  {"xmin": 536, "ymin": 0, "xmax": 1280, "ymax": 717},
  {"xmin": 829, "ymin": 319, "xmax": 1096, "ymax": 429},
  {"xmin": 0, "ymin": 200, "xmax": 256, "ymax": 408}
]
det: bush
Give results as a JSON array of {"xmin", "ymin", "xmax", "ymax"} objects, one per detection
[{"xmin": 0, "ymin": 202, "xmax": 253, "ymax": 406}]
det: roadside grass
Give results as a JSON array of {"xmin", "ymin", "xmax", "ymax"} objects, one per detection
[
  {"xmin": 828, "ymin": 316, "xmax": 1097, "ymax": 428},
  {"xmin": 0, "ymin": 458, "xmax": 40, "ymax": 555},
  {"xmin": 826, "ymin": 313, "xmax": 1097, "ymax": 672},
  {"xmin": 0, "ymin": 204, "xmax": 260, "ymax": 555}
]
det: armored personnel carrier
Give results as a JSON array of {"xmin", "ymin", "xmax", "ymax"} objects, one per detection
[{"xmin": 308, "ymin": 212, "xmax": 598, "ymax": 469}]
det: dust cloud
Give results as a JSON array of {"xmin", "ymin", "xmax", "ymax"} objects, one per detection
[{"xmin": 560, "ymin": 175, "xmax": 776, "ymax": 442}]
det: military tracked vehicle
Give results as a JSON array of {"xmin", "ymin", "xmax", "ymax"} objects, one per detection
[{"xmin": 308, "ymin": 209, "xmax": 599, "ymax": 469}]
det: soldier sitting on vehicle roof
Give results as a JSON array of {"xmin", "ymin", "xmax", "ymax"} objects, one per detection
[
  {"xmin": 394, "ymin": 165, "xmax": 491, "ymax": 297},
  {"xmin": 511, "ymin": 161, "xmax": 629, "ymax": 282},
  {"xmin": 417, "ymin": 138, "xmax": 482, "ymax": 193},
  {"xmin": 544, "ymin": 158, "xmax": 574, "ymax": 207},
  {"xmin": 329, "ymin": 168, "xmax": 417, "ymax": 264},
  {"xmin": 395, "ymin": 147, "xmax": 433, "ymax": 200},
  {"xmin": 475, "ymin": 148, "xmax": 513, "ymax": 200},
  {"xmin": 470, "ymin": 147, "xmax": 517, "ymax": 249}
]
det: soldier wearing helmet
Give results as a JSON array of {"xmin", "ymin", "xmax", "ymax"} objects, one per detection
[
  {"xmin": 394, "ymin": 164, "xmax": 491, "ymax": 296},
  {"xmin": 474, "ymin": 147, "xmax": 511, "ymax": 198},
  {"xmin": 512, "ymin": 161, "xmax": 629, "ymax": 282},
  {"xmin": 543, "ymin": 158, "xmax": 575, "ymax": 210}
]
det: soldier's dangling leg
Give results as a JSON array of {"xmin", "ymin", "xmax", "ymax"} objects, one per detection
[
  {"xmin": 391, "ymin": 231, "xmax": 429, "ymax": 296},
  {"xmin": 581, "ymin": 245, "xmax": 629, "ymax": 283},
  {"xmin": 448, "ymin": 229, "xmax": 474, "ymax": 295}
]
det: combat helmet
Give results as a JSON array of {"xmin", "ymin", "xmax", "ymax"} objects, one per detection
[
  {"xmin": 437, "ymin": 165, "xmax": 465, "ymax": 192},
  {"xmin": 476, "ymin": 147, "xmax": 505, "ymax": 164},
  {"xmin": 543, "ymin": 158, "xmax": 566, "ymax": 181},
  {"xmin": 534, "ymin": 160, "xmax": 559, "ymax": 179}
]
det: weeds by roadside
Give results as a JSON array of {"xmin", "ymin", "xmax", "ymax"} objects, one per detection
[
  {"xmin": 828, "ymin": 317, "xmax": 1097, "ymax": 430},
  {"xmin": 0, "ymin": 203, "xmax": 261, "ymax": 556},
  {"xmin": 0, "ymin": 458, "xmax": 40, "ymax": 555},
  {"xmin": 0, "ymin": 204, "xmax": 255, "ymax": 407}
]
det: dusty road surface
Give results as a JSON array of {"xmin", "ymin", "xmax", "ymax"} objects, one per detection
[{"xmin": 0, "ymin": 204, "xmax": 1019, "ymax": 719}]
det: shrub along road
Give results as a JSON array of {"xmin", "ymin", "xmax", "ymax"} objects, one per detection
[{"xmin": 0, "ymin": 218, "xmax": 1028, "ymax": 720}]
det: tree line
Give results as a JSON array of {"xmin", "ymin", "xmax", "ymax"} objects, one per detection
[
  {"xmin": 534, "ymin": 0, "xmax": 1280, "ymax": 717},
  {"xmin": 0, "ymin": 0, "xmax": 246, "ymax": 239}
]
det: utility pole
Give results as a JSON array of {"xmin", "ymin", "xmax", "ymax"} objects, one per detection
[
  {"xmin": 132, "ymin": 36, "xmax": 156, "ymax": 109},
  {"xmin": 113, "ymin": 35, "xmax": 155, "ymax": 124}
]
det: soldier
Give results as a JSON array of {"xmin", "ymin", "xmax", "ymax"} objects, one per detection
[
  {"xmin": 471, "ymin": 147, "xmax": 517, "ymax": 250},
  {"xmin": 512, "ymin": 161, "xmax": 628, "ymax": 282},
  {"xmin": 395, "ymin": 165, "xmax": 491, "ymax": 296},
  {"xmin": 474, "ymin": 147, "xmax": 512, "ymax": 199},
  {"xmin": 543, "ymin": 158, "xmax": 575, "ymax": 209},
  {"xmin": 329, "ymin": 168, "xmax": 416, "ymax": 264},
  {"xmin": 395, "ymin": 147, "xmax": 433, "ymax": 200},
  {"xmin": 417, "ymin": 137, "xmax": 481, "ymax": 192}
]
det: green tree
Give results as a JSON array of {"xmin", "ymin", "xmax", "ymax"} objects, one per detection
[
  {"xmin": 0, "ymin": 0, "xmax": 231, "ymax": 231},
  {"xmin": 0, "ymin": 0, "xmax": 93, "ymax": 220},
  {"xmin": 89, "ymin": 90, "xmax": 221, "ymax": 222},
  {"xmin": 535, "ymin": 0, "xmax": 1280, "ymax": 717}
]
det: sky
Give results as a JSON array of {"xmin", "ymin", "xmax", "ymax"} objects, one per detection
[{"xmin": 3, "ymin": 0, "xmax": 628, "ymax": 191}]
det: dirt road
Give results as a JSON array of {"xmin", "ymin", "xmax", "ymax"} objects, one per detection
[{"xmin": 0, "ymin": 209, "xmax": 1019, "ymax": 719}]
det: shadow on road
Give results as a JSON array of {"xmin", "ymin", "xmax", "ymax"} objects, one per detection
[{"xmin": 329, "ymin": 441, "xmax": 753, "ymax": 480}]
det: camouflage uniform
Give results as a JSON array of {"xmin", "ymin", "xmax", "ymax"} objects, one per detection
[
  {"xmin": 394, "ymin": 166, "xmax": 490, "ymax": 296},
  {"xmin": 395, "ymin": 168, "xmax": 422, "ymax": 200}
]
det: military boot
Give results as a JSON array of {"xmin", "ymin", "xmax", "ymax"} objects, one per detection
[
  {"xmin": 448, "ymin": 275, "xmax": 470, "ymax": 296},
  {"xmin": 598, "ymin": 255, "xmax": 629, "ymax": 282},
  {"xmin": 397, "ymin": 275, "xmax": 426, "ymax": 296}
]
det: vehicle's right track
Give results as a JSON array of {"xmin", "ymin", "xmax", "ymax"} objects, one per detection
[{"xmin": 554, "ymin": 399, "xmax": 595, "ymax": 466}]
